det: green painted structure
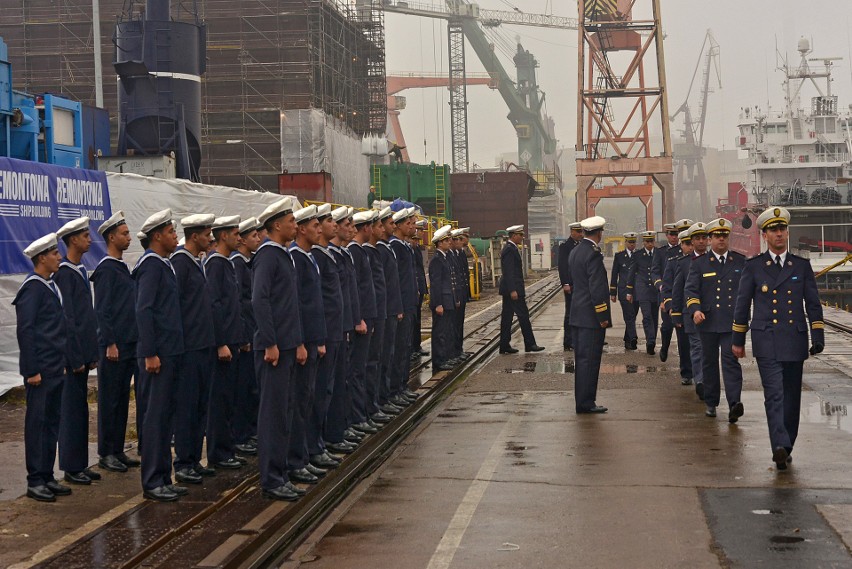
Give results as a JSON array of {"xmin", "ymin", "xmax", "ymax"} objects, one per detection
[{"xmin": 372, "ymin": 161, "xmax": 451, "ymax": 218}]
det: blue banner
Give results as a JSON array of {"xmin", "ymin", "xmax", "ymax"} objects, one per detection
[{"xmin": 0, "ymin": 157, "xmax": 112, "ymax": 274}]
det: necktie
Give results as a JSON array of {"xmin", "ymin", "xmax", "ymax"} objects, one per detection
[
  {"xmin": 775, "ymin": 255, "xmax": 782, "ymax": 268},
  {"xmin": 80, "ymin": 265, "xmax": 88, "ymax": 281},
  {"xmin": 719, "ymin": 255, "xmax": 725, "ymax": 266}
]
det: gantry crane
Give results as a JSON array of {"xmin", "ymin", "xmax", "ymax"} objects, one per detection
[{"xmin": 670, "ymin": 30, "xmax": 721, "ymax": 220}]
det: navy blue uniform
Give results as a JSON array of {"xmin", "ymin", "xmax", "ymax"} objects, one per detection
[
  {"xmin": 134, "ymin": 252, "xmax": 184, "ymax": 491},
  {"xmin": 429, "ymin": 251, "xmax": 456, "ymax": 368},
  {"xmin": 568, "ymin": 239, "xmax": 611, "ymax": 412},
  {"xmin": 452, "ymin": 247, "xmax": 471, "ymax": 357},
  {"xmin": 672, "ymin": 252, "xmax": 705, "ymax": 388},
  {"xmin": 654, "ymin": 244, "xmax": 680, "ymax": 354},
  {"xmin": 558, "ymin": 238, "xmax": 579, "ymax": 349},
  {"xmin": 412, "ymin": 244, "xmax": 428, "ymax": 352},
  {"xmin": 661, "ymin": 249, "xmax": 693, "ymax": 381},
  {"xmin": 627, "ymin": 247, "xmax": 659, "ymax": 347},
  {"xmin": 91, "ymin": 256, "xmax": 139, "ymax": 459},
  {"xmin": 347, "ymin": 242, "xmax": 376, "ymax": 425},
  {"xmin": 14, "ymin": 274, "xmax": 76, "ymax": 488},
  {"xmin": 733, "ymin": 251, "xmax": 824, "ymax": 455},
  {"xmin": 390, "ymin": 237, "xmax": 418, "ymax": 397},
  {"xmin": 205, "ymin": 252, "xmax": 244, "ymax": 465},
  {"xmin": 685, "ymin": 251, "xmax": 746, "ymax": 409},
  {"xmin": 498, "ymin": 241, "xmax": 537, "ymax": 350},
  {"xmin": 364, "ymin": 243, "xmax": 387, "ymax": 415},
  {"xmin": 231, "ymin": 252, "xmax": 258, "ymax": 445},
  {"xmin": 326, "ymin": 244, "xmax": 358, "ymax": 443},
  {"xmin": 54, "ymin": 259, "xmax": 99, "ymax": 475},
  {"xmin": 378, "ymin": 241, "xmax": 402, "ymax": 405},
  {"xmin": 609, "ymin": 249, "xmax": 639, "ymax": 346},
  {"xmin": 171, "ymin": 248, "xmax": 216, "ymax": 473},
  {"xmin": 252, "ymin": 239, "xmax": 302, "ymax": 490},
  {"xmin": 289, "ymin": 245, "xmax": 326, "ymax": 472}
]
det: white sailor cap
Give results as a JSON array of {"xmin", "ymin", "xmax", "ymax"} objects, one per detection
[
  {"xmin": 392, "ymin": 207, "xmax": 415, "ymax": 223},
  {"xmin": 450, "ymin": 228, "xmax": 464, "ymax": 238},
  {"xmin": 705, "ymin": 218, "xmax": 731, "ymax": 235},
  {"xmin": 678, "ymin": 229, "xmax": 691, "ymax": 243},
  {"xmin": 506, "ymin": 224, "xmax": 524, "ymax": 233},
  {"xmin": 238, "ymin": 217, "xmax": 259, "ymax": 235},
  {"xmin": 98, "ymin": 211, "xmax": 126, "ymax": 236},
  {"xmin": 316, "ymin": 203, "xmax": 333, "ymax": 219},
  {"xmin": 331, "ymin": 206, "xmax": 350, "ymax": 223},
  {"xmin": 213, "ymin": 215, "xmax": 241, "ymax": 231},
  {"xmin": 181, "ymin": 213, "xmax": 215, "ymax": 229},
  {"xmin": 178, "ymin": 236, "xmax": 186, "ymax": 246},
  {"xmin": 640, "ymin": 230, "xmax": 656, "ymax": 240},
  {"xmin": 456, "ymin": 226, "xmax": 470, "ymax": 236},
  {"xmin": 352, "ymin": 210, "xmax": 376, "ymax": 226},
  {"xmin": 294, "ymin": 205, "xmax": 318, "ymax": 224},
  {"xmin": 378, "ymin": 206, "xmax": 394, "ymax": 221},
  {"xmin": 663, "ymin": 223, "xmax": 677, "ymax": 231},
  {"xmin": 414, "ymin": 219, "xmax": 428, "ymax": 229},
  {"xmin": 623, "ymin": 232, "xmax": 638, "ymax": 241},
  {"xmin": 347, "ymin": 207, "xmax": 355, "ymax": 218},
  {"xmin": 141, "ymin": 209, "xmax": 173, "ymax": 234},
  {"xmin": 137, "ymin": 231, "xmax": 147, "ymax": 241},
  {"xmin": 432, "ymin": 225, "xmax": 453, "ymax": 243},
  {"xmin": 756, "ymin": 206, "xmax": 791, "ymax": 231},
  {"xmin": 57, "ymin": 217, "xmax": 91, "ymax": 239},
  {"xmin": 580, "ymin": 216, "xmax": 606, "ymax": 232},
  {"xmin": 568, "ymin": 222, "xmax": 583, "ymax": 230},
  {"xmin": 687, "ymin": 222, "xmax": 707, "ymax": 237},
  {"xmin": 24, "ymin": 233, "xmax": 59, "ymax": 258},
  {"xmin": 258, "ymin": 197, "xmax": 296, "ymax": 225}
]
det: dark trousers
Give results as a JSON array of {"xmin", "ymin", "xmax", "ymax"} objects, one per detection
[
  {"xmin": 349, "ymin": 323, "xmax": 372, "ymax": 424},
  {"xmin": 699, "ymin": 331, "xmax": 743, "ymax": 408},
  {"xmin": 412, "ymin": 294, "xmax": 425, "ymax": 351},
  {"xmin": 255, "ymin": 348, "xmax": 295, "ymax": 490},
  {"xmin": 25, "ymin": 373, "xmax": 64, "ymax": 487},
  {"xmin": 59, "ymin": 369, "xmax": 90, "ymax": 473},
  {"xmin": 620, "ymin": 300, "xmax": 639, "ymax": 343},
  {"xmin": 309, "ymin": 340, "xmax": 341, "ymax": 456},
  {"xmin": 756, "ymin": 358, "xmax": 804, "ymax": 453},
  {"xmin": 366, "ymin": 318, "xmax": 385, "ymax": 414},
  {"xmin": 432, "ymin": 308, "xmax": 455, "ymax": 367},
  {"xmin": 675, "ymin": 326, "xmax": 693, "ymax": 379},
  {"xmin": 391, "ymin": 312, "xmax": 414, "ymax": 396},
  {"xmin": 638, "ymin": 300, "xmax": 659, "ymax": 345},
  {"xmin": 173, "ymin": 348, "xmax": 214, "ymax": 472},
  {"xmin": 572, "ymin": 326, "xmax": 606, "ymax": 412},
  {"xmin": 97, "ymin": 351, "xmax": 136, "ymax": 457},
  {"xmin": 325, "ymin": 331, "xmax": 352, "ymax": 443},
  {"xmin": 499, "ymin": 295, "xmax": 537, "ymax": 350},
  {"xmin": 454, "ymin": 302, "xmax": 467, "ymax": 356},
  {"xmin": 207, "ymin": 345, "xmax": 240, "ymax": 464},
  {"xmin": 380, "ymin": 316, "xmax": 398, "ymax": 405},
  {"xmin": 563, "ymin": 292, "xmax": 573, "ymax": 348},
  {"xmin": 138, "ymin": 355, "xmax": 179, "ymax": 491},
  {"xmin": 288, "ymin": 343, "xmax": 318, "ymax": 471},
  {"xmin": 232, "ymin": 345, "xmax": 259, "ymax": 445},
  {"xmin": 660, "ymin": 308, "xmax": 673, "ymax": 348}
]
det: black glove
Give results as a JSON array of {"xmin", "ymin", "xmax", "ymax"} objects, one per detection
[{"xmin": 809, "ymin": 343, "xmax": 824, "ymax": 356}]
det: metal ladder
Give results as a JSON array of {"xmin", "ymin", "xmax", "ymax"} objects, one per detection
[
  {"xmin": 434, "ymin": 164, "xmax": 447, "ymax": 217},
  {"xmin": 372, "ymin": 163, "xmax": 383, "ymax": 202}
]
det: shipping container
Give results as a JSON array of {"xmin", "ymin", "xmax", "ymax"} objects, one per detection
[
  {"xmin": 451, "ymin": 171, "xmax": 536, "ymax": 238},
  {"xmin": 279, "ymin": 171, "xmax": 333, "ymax": 203}
]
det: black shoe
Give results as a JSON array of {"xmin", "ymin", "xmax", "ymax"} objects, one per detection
[
  {"xmin": 371, "ymin": 412, "xmax": 392, "ymax": 424},
  {"xmin": 311, "ymin": 453, "xmax": 340, "ymax": 469},
  {"xmin": 175, "ymin": 468, "xmax": 203, "ymax": 484},
  {"xmin": 263, "ymin": 485, "xmax": 299, "ymax": 501},
  {"xmin": 344, "ymin": 429, "xmax": 364, "ymax": 443},
  {"xmin": 525, "ymin": 345, "xmax": 545, "ymax": 353},
  {"xmin": 82, "ymin": 468, "xmax": 102, "ymax": 481},
  {"xmin": 402, "ymin": 389, "xmax": 419, "ymax": 401},
  {"xmin": 45, "ymin": 480, "xmax": 72, "ymax": 496},
  {"xmin": 215, "ymin": 458, "xmax": 243, "ymax": 470},
  {"xmin": 631, "ymin": 340, "xmax": 638, "ymax": 350},
  {"xmin": 289, "ymin": 468, "xmax": 319, "ymax": 485},
  {"xmin": 499, "ymin": 347, "xmax": 519, "ymax": 354},
  {"xmin": 27, "ymin": 485, "xmax": 56, "ymax": 502},
  {"xmin": 437, "ymin": 363, "xmax": 456, "ymax": 371},
  {"xmin": 322, "ymin": 451, "xmax": 342, "ymax": 465},
  {"xmin": 695, "ymin": 382, "xmax": 705, "ymax": 401},
  {"xmin": 64, "ymin": 471, "xmax": 92, "ymax": 485},
  {"xmin": 116, "ymin": 452, "xmax": 141, "ymax": 467},
  {"xmin": 305, "ymin": 463, "xmax": 327, "ymax": 478},
  {"xmin": 418, "ymin": 349, "xmax": 430, "ymax": 356},
  {"xmin": 285, "ymin": 481, "xmax": 307, "ymax": 496},
  {"xmin": 194, "ymin": 464, "xmax": 216, "ymax": 477},
  {"xmin": 390, "ymin": 395, "xmax": 411, "ymax": 407},
  {"xmin": 166, "ymin": 484, "xmax": 189, "ymax": 496},
  {"xmin": 144, "ymin": 486, "xmax": 179, "ymax": 502},
  {"xmin": 773, "ymin": 447, "xmax": 789, "ymax": 470},
  {"xmin": 381, "ymin": 403, "xmax": 402, "ymax": 414},
  {"xmin": 99, "ymin": 455, "xmax": 128, "ymax": 473},
  {"xmin": 660, "ymin": 343, "xmax": 669, "ymax": 362},
  {"xmin": 327, "ymin": 441, "xmax": 356, "ymax": 454},
  {"xmin": 681, "ymin": 377, "xmax": 694, "ymax": 386},
  {"xmin": 577, "ymin": 406, "xmax": 608, "ymax": 414},
  {"xmin": 646, "ymin": 344, "xmax": 656, "ymax": 355},
  {"xmin": 234, "ymin": 455, "xmax": 248, "ymax": 465},
  {"xmin": 728, "ymin": 402, "xmax": 744, "ymax": 424},
  {"xmin": 705, "ymin": 406, "xmax": 717, "ymax": 418},
  {"xmin": 234, "ymin": 442, "xmax": 258, "ymax": 455}
]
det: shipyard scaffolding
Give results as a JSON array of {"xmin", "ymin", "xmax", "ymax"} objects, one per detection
[{"xmin": 0, "ymin": 0, "xmax": 387, "ymax": 199}]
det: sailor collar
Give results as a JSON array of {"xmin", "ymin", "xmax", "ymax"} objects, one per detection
[
  {"xmin": 133, "ymin": 250, "xmax": 176, "ymax": 274},
  {"xmin": 60, "ymin": 258, "xmax": 89, "ymax": 283},
  {"xmin": 18, "ymin": 273, "xmax": 64, "ymax": 305},
  {"xmin": 312, "ymin": 244, "xmax": 337, "ymax": 262}
]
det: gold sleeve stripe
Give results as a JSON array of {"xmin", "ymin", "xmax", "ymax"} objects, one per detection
[
  {"xmin": 595, "ymin": 306, "xmax": 608, "ymax": 313},
  {"xmin": 732, "ymin": 324, "xmax": 749, "ymax": 332},
  {"xmin": 671, "ymin": 312, "xmax": 682, "ymax": 316},
  {"xmin": 811, "ymin": 322, "xmax": 824, "ymax": 329},
  {"xmin": 653, "ymin": 279, "xmax": 662, "ymax": 285},
  {"xmin": 626, "ymin": 285, "xmax": 633, "ymax": 289},
  {"xmin": 686, "ymin": 298, "xmax": 700, "ymax": 307}
]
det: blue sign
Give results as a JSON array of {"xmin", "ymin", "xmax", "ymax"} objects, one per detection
[{"xmin": 0, "ymin": 157, "xmax": 111, "ymax": 274}]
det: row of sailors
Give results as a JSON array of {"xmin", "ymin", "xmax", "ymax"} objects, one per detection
[
  {"xmin": 606, "ymin": 208, "xmax": 825, "ymax": 469},
  {"xmin": 14, "ymin": 198, "xmax": 473, "ymax": 503}
]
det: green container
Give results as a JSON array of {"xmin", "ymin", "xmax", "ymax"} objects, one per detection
[{"xmin": 372, "ymin": 162, "xmax": 452, "ymax": 218}]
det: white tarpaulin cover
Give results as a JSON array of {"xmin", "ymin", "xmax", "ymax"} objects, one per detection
[{"xmin": 0, "ymin": 172, "xmax": 287, "ymax": 395}]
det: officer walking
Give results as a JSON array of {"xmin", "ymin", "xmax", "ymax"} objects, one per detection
[
  {"xmin": 411, "ymin": 219, "xmax": 429, "ymax": 358},
  {"xmin": 661, "ymin": 226, "xmax": 694, "ymax": 385},
  {"xmin": 732, "ymin": 207, "xmax": 824, "ymax": 470},
  {"xmin": 568, "ymin": 216, "xmax": 610, "ymax": 414},
  {"xmin": 498, "ymin": 225, "xmax": 543, "ymax": 353},
  {"xmin": 15, "ymin": 234, "xmax": 79, "ymax": 501},
  {"xmin": 654, "ymin": 223, "xmax": 682, "ymax": 362},
  {"xmin": 91, "ymin": 212, "xmax": 141, "ymax": 473},
  {"xmin": 134, "ymin": 209, "xmax": 185, "ymax": 502},
  {"xmin": 627, "ymin": 230, "xmax": 660, "ymax": 355},
  {"xmin": 610, "ymin": 232, "xmax": 639, "ymax": 350},
  {"xmin": 558, "ymin": 222, "xmax": 583, "ymax": 351},
  {"xmin": 429, "ymin": 226, "xmax": 457, "ymax": 371},
  {"xmin": 685, "ymin": 218, "xmax": 745, "ymax": 421},
  {"xmin": 672, "ymin": 222, "xmax": 709, "ymax": 401}
]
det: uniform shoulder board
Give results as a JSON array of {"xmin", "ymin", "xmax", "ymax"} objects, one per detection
[
  {"xmin": 730, "ymin": 251, "xmax": 746, "ymax": 259},
  {"xmin": 746, "ymin": 254, "xmax": 763, "ymax": 262},
  {"xmin": 787, "ymin": 251, "xmax": 804, "ymax": 261}
]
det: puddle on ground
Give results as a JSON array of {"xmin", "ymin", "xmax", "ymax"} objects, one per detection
[
  {"xmin": 502, "ymin": 361, "xmax": 669, "ymax": 374},
  {"xmin": 801, "ymin": 398, "xmax": 852, "ymax": 435}
]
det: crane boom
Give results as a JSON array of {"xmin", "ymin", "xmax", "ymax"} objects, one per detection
[{"xmin": 382, "ymin": 1, "xmax": 578, "ymax": 30}]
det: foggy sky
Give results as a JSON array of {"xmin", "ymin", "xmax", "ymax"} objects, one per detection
[{"xmin": 385, "ymin": 0, "xmax": 852, "ymax": 170}]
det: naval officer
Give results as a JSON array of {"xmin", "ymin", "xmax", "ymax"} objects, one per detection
[
  {"xmin": 558, "ymin": 222, "xmax": 583, "ymax": 351},
  {"xmin": 732, "ymin": 207, "xmax": 824, "ymax": 470},
  {"xmin": 672, "ymin": 222, "xmax": 709, "ymax": 401},
  {"xmin": 568, "ymin": 216, "xmax": 611, "ymax": 414},
  {"xmin": 91, "ymin": 211, "xmax": 141, "ymax": 473},
  {"xmin": 685, "ymin": 218, "xmax": 745, "ymax": 421},
  {"xmin": 411, "ymin": 218, "xmax": 429, "ymax": 357},
  {"xmin": 498, "ymin": 225, "xmax": 543, "ymax": 353},
  {"xmin": 661, "ymin": 227, "xmax": 695, "ymax": 385},
  {"xmin": 253, "ymin": 197, "xmax": 305, "ymax": 501},
  {"xmin": 450, "ymin": 227, "xmax": 473, "ymax": 363},
  {"xmin": 610, "ymin": 232, "xmax": 639, "ymax": 350},
  {"xmin": 429, "ymin": 226, "xmax": 457, "ymax": 371},
  {"xmin": 654, "ymin": 223, "xmax": 682, "ymax": 362},
  {"xmin": 14, "ymin": 234, "xmax": 79, "ymax": 502},
  {"xmin": 134, "ymin": 209, "xmax": 185, "ymax": 502},
  {"xmin": 53, "ymin": 217, "xmax": 102, "ymax": 485},
  {"xmin": 626, "ymin": 230, "xmax": 660, "ymax": 354}
]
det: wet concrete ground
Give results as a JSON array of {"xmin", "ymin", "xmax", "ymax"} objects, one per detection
[{"xmin": 287, "ymin": 294, "xmax": 852, "ymax": 569}]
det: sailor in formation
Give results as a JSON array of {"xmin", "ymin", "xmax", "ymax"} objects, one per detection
[
  {"xmin": 610, "ymin": 232, "xmax": 638, "ymax": 350},
  {"xmin": 411, "ymin": 219, "xmax": 429, "ymax": 358}
]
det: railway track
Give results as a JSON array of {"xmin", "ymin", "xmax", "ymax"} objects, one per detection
[{"xmin": 34, "ymin": 274, "xmax": 561, "ymax": 569}]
